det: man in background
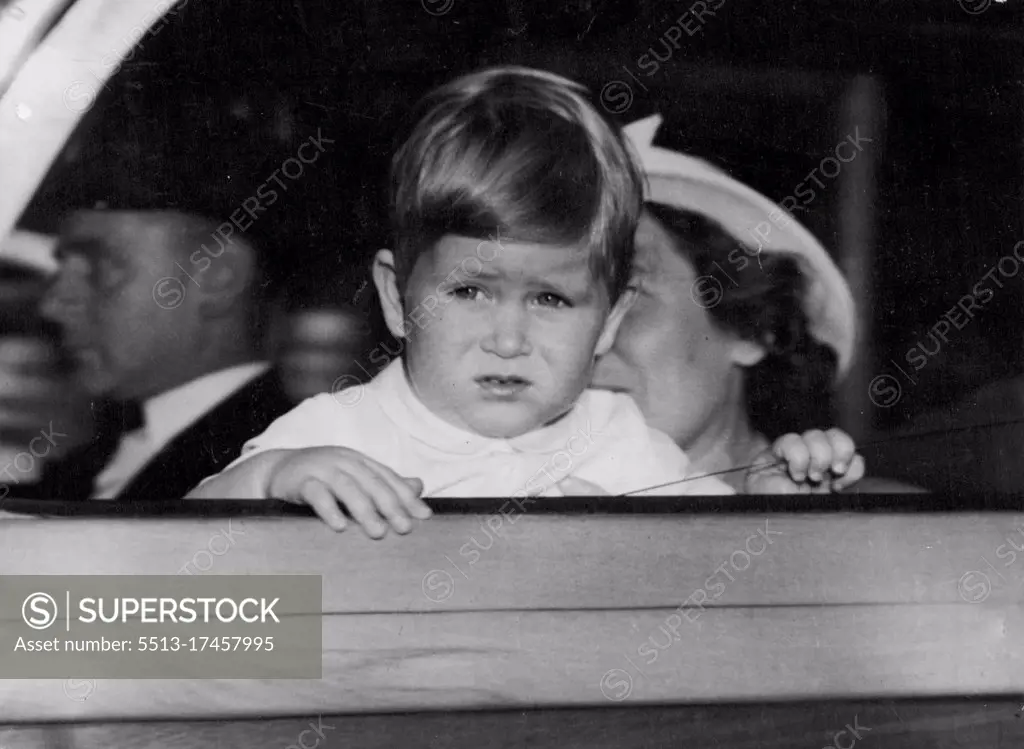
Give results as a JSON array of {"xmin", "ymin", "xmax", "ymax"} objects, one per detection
[
  {"xmin": 26, "ymin": 206, "xmax": 295, "ymax": 500},
  {"xmin": 1, "ymin": 81, "xmax": 347, "ymax": 500}
]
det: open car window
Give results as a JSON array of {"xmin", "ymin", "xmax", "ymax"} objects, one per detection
[
  {"xmin": 0, "ymin": 3, "xmax": 1023, "ymax": 746},
  {"xmin": 0, "ymin": 0, "xmax": 1023, "ymax": 494}
]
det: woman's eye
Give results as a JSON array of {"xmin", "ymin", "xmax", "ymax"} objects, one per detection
[
  {"xmin": 630, "ymin": 278, "xmax": 650, "ymax": 297},
  {"xmin": 536, "ymin": 292, "xmax": 570, "ymax": 308}
]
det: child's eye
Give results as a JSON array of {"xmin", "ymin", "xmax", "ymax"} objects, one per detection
[
  {"xmin": 535, "ymin": 292, "xmax": 571, "ymax": 308},
  {"xmin": 451, "ymin": 285, "xmax": 484, "ymax": 301}
]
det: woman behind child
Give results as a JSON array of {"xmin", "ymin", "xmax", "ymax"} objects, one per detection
[{"xmin": 188, "ymin": 67, "xmax": 862, "ymax": 536}]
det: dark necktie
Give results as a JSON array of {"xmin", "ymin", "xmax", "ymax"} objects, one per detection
[
  {"xmin": 94, "ymin": 399, "xmax": 144, "ymax": 439},
  {"xmin": 34, "ymin": 399, "xmax": 146, "ymax": 499},
  {"xmin": 88, "ymin": 400, "xmax": 149, "ymax": 500},
  {"xmin": 82, "ymin": 400, "xmax": 145, "ymax": 468},
  {"xmin": 115, "ymin": 400, "xmax": 145, "ymax": 434}
]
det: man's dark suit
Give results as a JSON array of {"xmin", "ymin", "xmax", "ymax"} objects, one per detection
[{"xmin": 17, "ymin": 370, "xmax": 294, "ymax": 501}]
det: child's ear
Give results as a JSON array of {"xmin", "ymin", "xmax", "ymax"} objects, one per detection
[
  {"xmin": 594, "ymin": 284, "xmax": 637, "ymax": 358},
  {"xmin": 372, "ymin": 249, "xmax": 408, "ymax": 339}
]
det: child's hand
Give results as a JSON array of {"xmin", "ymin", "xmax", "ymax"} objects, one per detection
[
  {"xmin": 267, "ymin": 447, "xmax": 431, "ymax": 538},
  {"xmin": 745, "ymin": 429, "xmax": 865, "ymax": 494}
]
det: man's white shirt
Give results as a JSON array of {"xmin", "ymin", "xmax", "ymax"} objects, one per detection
[{"xmin": 91, "ymin": 362, "xmax": 271, "ymax": 499}]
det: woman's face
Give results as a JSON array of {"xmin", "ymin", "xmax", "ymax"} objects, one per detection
[{"xmin": 591, "ymin": 212, "xmax": 761, "ymax": 448}]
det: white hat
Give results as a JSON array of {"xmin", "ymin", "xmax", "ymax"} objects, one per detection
[{"xmin": 624, "ymin": 115, "xmax": 857, "ymax": 381}]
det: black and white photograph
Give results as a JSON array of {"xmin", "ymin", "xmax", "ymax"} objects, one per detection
[{"xmin": 0, "ymin": 0, "xmax": 1022, "ymax": 745}]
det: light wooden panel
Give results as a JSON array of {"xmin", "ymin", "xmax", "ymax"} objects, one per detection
[
  {"xmin": 2, "ymin": 514, "xmax": 1023, "ymax": 612},
  {"xmin": 3, "ymin": 512, "xmax": 1022, "ymax": 723},
  {"xmin": 8, "ymin": 602, "xmax": 1024, "ymax": 721},
  {"xmin": 3, "ymin": 603, "xmax": 1021, "ymax": 722},
  {"xmin": 1, "ymin": 699, "xmax": 1022, "ymax": 749}
]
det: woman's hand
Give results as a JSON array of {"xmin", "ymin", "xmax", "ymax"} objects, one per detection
[{"xmin": 745, "ymin": 429, "xmax": 865, "ymax": 494}]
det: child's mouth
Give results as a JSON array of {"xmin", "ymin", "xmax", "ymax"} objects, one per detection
[{"xmin": 476, "ymin": 375, "xmax": 531, "ymax": 397}]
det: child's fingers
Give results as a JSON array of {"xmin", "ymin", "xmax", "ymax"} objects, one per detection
[
  {"xmin": 831, "ymin": 454, "xmax": 866, "ymax": 491},
  {"xmin": 338, "ymin": 463, "xmax": 413, "ymax": 535},
  {"xmin": 404, "ymin": 477, "xmax": 427, "ymax": 501},
  {"xmin": 799, "ymin": 430, "xmax": 833, "ymax": 483},
  {"xmin": 397, "ymin": 476, "xmax": 431, "ymax": 519},
  {"xmin": 361, "ymin": 458, "xmax": 431, "ymax": 520},
  {"xmin": 322, "ymin": 472, "xmax": 389, "ymax": 539},
  {"xmin": 297, "ymin": 479, "xmax": 349, "ymax": 532},
  {"xmin": 772, "ymin": 434, "xmax": 809, "ymax": 481},
  {"xmin": 824, "ymin": 428, "xmax": 856, "ymax": 474}
]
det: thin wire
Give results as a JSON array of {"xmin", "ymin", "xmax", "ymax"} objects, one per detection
[
  {"xmin": 620, "ymin": 458, "xmax": 784, "ymax": 496},
  {"xmin": 618, "ymin": 416, "xmax": 1024, "ymax": 496}
]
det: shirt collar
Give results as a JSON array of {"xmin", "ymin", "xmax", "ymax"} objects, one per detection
[
  {"xmin": 141, "ymin": 361, "xmax": 271, "ymax": 447},
  {"xmin": 373, "ymin": 359, "xmax": 586, "ymax": 456}
]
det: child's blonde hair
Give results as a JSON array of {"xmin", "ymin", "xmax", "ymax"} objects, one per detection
[{"xmin": 390, "ymin": 66, "xmax": 643, "ymax": 303}]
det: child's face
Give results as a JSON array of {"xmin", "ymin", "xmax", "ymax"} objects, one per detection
[{"xmin": 374, "ymin": 235, "xmax": 634, "ymax": 439}]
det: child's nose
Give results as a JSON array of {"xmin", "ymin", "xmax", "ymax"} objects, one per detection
[{"xmin": 481, "ymin": 305, "xmax": 531, "ymax": 358}]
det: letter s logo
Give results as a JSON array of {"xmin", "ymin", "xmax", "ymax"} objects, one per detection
[
  {"xmin": 62, "ymin": 81, "xmax": 97, "ymax": 113},
  {"xmin": 599, "ymin": 668, "xmax": 633, "ymax": 701},
  {"xmin": 152, "ymin": 277, "xmax": 185, "ymax": 309}
]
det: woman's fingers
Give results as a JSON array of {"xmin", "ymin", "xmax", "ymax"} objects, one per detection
[
  {"xmin": 832, "ymin": 454, "xmax": 866, "ymax": 491},
  {"xmin": 799, "ymin": 430, "xmax": 834, "ymax": 482},
  {"xmin": 825, "ymin": 428, "xmax": 857, "ymax": 475},
  {"xmin": 771, "ymin": 433, "xmax": 810, "ymax": 481},
  {"xmin": 746, "ymin": 463, "xmax": 811, "ymax": 494},
  {"xmin": 773, "ymin": 430, "xmax": 857, "ymax": 486}
]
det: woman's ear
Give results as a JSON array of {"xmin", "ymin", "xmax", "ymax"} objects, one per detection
[
  {"xmin": 372, "ymin": 249, "xmax": 408, "ymax": 339},
  {"xmin": 594, "ymin": 285, "xmax": 638, "ymax": 358}
]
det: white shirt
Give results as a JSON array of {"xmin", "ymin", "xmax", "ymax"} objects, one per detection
[
  {"xmin": 91, "ymin": 362, "xmax": 271, "ymax": 499},
  {"xmin": 214, "ymin": 359, "xmax": 733, "ymax": 498}
]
